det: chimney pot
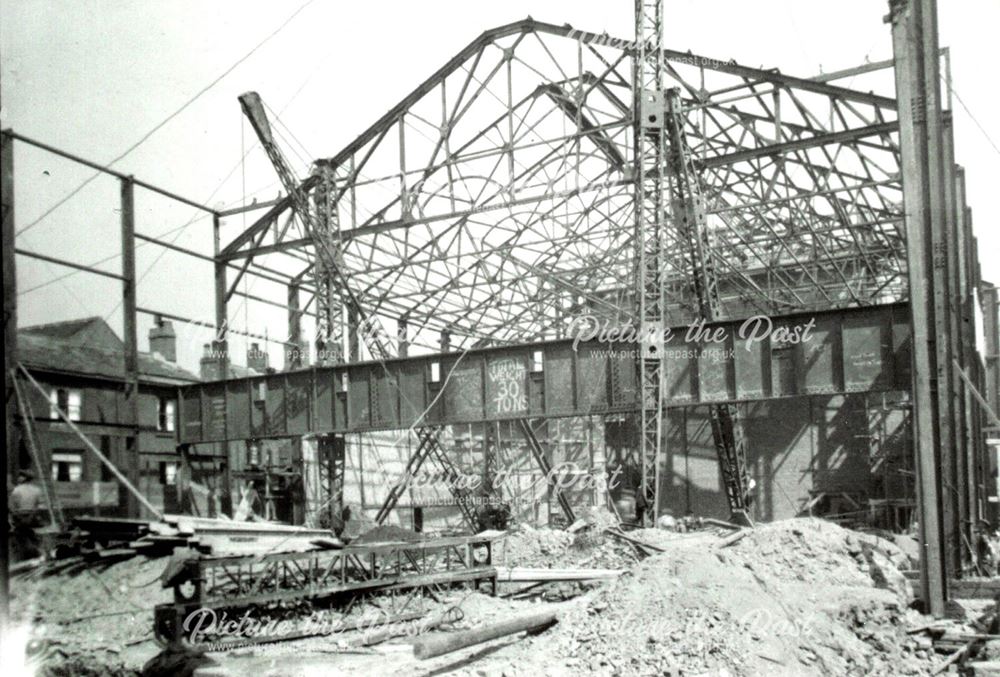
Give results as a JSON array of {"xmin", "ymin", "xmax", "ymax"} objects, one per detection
[{"xmin": 148, "ymin": 316, "xmax": 177, "ymax": 362}]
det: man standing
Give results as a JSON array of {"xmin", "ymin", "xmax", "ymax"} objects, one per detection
[
  {"xmin": 634, "ymin": 480, "xmax": 649, "ymax": 527},
  {"xmin": 9, "ymin": 470, "xmax": 47, "ymax": 560}
]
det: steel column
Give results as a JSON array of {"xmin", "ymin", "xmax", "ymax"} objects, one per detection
[
  {"xmin": 633, "ymin": 0, "xmax": 667, "ymax": 525},
  {"xmin": 1, "ymin": 129, "xmax": 15, "ymax": 624},
  {"xmin": 888, "ymin": 0, "xmax": 947, "ymax": 615},
  {"xmin": 213, "ymin": 212, "xmax": 229, "ymax": 377},
  {"xmin": 121, "ymin": 177, "xmax": 141, "ymax": 518},
  {"xmin": 287, "ymin": 282, "xmax": 304, "ymax": 369}
]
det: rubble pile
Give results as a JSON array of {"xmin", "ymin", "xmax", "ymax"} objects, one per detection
[
  {"xmin": 466, "ymin": 518, "xmax": 939, "ymax": 676},
  {"xmin": 10, "ymin": 517, "xmax": 979, "ymax": 676},
  {"xmin": 496, "ymin": 522, "xmax": 636, "ymax": 571},
  {"xmin": 9, "ymin": 556, "xmax": 169, "ymax": 675},
  {"xmin": 497, "ymin": 508, "xmax": 655, "ymax": 570},
  {"xmin": 549, "ymin": 518, "xmax": 932, "ymax": 676}
]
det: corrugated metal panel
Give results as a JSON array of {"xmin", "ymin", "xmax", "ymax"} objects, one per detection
[
  {"xmin": 225, "ymin": 379, "xmax": 250, "ymax": 439},
  {"xmin": 313, "ymin": 371, "xmax": 335, "ymax": 432},
  {"xmin": 285, "ymin": 372, "xmax": 312, "ymax": 434},
  {"xmin": 734, "ymin": 335, "xmax": 767, "ymax": 400},
  {"xmin": 201, "ymin": 383, "xmax": 227, "ymax": 442},
  {"xmin": 663, "ymin": 332, "xmax": 696, "ymax": 403},
  {"xmin": 576, "ymin": 345, "xmax": 609, "ymax": 411},
  {"xmin": 801, "ymin": 315, "xmax": 840, "ymax": 394},
  {"xmin": 348, "ymin": 368, "xmax": 371, "ymax": 429},
  {"xmin": 698, "ymin": 339, "xmax": 731, "ymax": 402},
  {"xmin": 445, "ymin": 358, "xmax": 484, "ymax": 420},
  {"xmin": 263, "ymin": 374, "xmax": 286, "ymax": 437}
]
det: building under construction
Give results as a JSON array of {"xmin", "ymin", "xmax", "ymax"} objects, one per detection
[{"xmin": 4, "ymin": 0, "xmax": 1000, "ymax": 673}]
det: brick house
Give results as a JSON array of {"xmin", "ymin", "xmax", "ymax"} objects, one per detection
[{"xmin": 13, "ymin": 316, "xmax": 199, "ymax": 518}]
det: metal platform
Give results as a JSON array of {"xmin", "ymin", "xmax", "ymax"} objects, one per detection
[{"xmin": 154, "ymin": 533, "xmax": 500, "ymax": 647}]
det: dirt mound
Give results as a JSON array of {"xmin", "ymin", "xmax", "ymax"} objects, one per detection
[
  {"xmin": 495, "ymin": 522, "xmax": 636, "ymax": 571},
  {"xmin": 464, "ymin": 518, "xmax": 936, "ymax": 676},
  {"xmin": 352, "ymin": 523, "xmax": 424, "ymax": 544},
  {"xmin": 552, "ymin": 519, "xmax": 931, "ymax": 676},
  {"xmin": 9, "ymin": 556, "xmax": 171, "ymax": 675}
]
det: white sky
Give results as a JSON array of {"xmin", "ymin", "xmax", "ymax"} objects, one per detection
[{"xmin": 2, "ymin": 0, "xmax": 998, "ymax": 375}]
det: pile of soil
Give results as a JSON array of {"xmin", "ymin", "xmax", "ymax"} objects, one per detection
[
  {"xmin": 9, "ymin": 556, "xmax": 170, "ymax": 675},
  {"xmin": 352, "ymin": 523, "xmax": 425, "ymax": 545},
  {"xmin": 495, "ymin": 512, "xmax": 726, "ymax": 573},
  {"xmin": 466, "ymin": 518, "xmax": 941, "ymax": 676}
]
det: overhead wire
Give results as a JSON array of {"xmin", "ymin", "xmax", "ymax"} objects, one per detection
[
  {"xmin": 946, "ymin": 81, "xmax": 1000, "ymax": 158},
  {"xmin": 18, "ymin": 37, "xmax": 336, "ymax": 312},
  {"xmin": 15, "ymin": 0, "xmax": 317, "ymax": 238}
]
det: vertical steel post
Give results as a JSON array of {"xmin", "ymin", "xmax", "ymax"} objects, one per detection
[
  {"xmin": 121, "ymin": 177, "xmax": 141, "ymax": 518},
  {"xmin": 287, "ymin": 283, "xmax": 303, "ymax": 369},
  {"xmin": 888, "ymin": 0, "xmax": 947, "ymax": 615},
  {"xmin": 398, "ymin": 317, "xmax": 409, "ymax": 358},
  {"xmin": 634, "ymin": 0, "xmax": 667, "ymax": 524},
  {"xmin": 942, "ymin": 114, "xmax": 968, "ymax": 570},
  {"xmin": 347, "ymin": 306, "xmax": 360, "ymax": 362},
  {"xmin": 1, "ymin": 129, "xmax": 16, "ymax": 624},
  {"xmin": 213, "ymin": 213, "xmax": 229, "ymax": 378},
  {"xmin": 983, "ymin": 282, "xmax": 1000, "ymax": 426}
]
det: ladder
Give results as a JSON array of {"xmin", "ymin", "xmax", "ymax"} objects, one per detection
[{"xmin": 238, "ymin": 92, "xmax": 393, "ymax": 363}]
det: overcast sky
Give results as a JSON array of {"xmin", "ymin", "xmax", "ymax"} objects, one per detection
[{"xmin": 2, "ymin": 0, "xmax": 998, "ymax": 374}]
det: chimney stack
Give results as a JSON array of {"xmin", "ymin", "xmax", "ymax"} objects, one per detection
[
  {"xmin": 200, "ymin": 342, "xmax": 225, "ymax": 381},
  {"xmin": 247, "ymin": 342, "xmax": 269, "ymax": 373},
  {"xmin": 149, "ymin": 315, "xmax": 177, "ymax": 362}
]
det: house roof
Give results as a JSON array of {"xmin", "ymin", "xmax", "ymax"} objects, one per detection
[{"xmin": 18, "ymin": 316, "xmax": 200, "ymax": 385}]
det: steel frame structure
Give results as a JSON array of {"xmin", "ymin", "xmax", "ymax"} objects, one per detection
[
  {"xmin": 217, "ymin": 18, "xmax": 906, "ymax": 358},
  {"xmin": 153, "ymin": 534, "xmax": 498, "ymax": 646},
  {"xmin": 3, "ymin": 0, "xmax": 997, "ymax": 619}
]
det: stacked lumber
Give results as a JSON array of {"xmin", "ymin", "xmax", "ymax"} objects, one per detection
[{"xmin": 71, "ymin": 513, "xmax": 340, "ymax": 558}]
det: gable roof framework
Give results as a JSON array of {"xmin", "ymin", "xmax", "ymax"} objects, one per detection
[{"xmin": 221, "ymin": 19, "xmax": 903, "ymax": 354}]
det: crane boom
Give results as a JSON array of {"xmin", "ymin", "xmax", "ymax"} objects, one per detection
[{"xmin": 238, "ymin": 91, "xmax": 393, "ymax": 362}]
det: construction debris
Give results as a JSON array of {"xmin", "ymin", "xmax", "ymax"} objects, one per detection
[
  {"xmin": 14, "ymin": 514, "xmax": 1000, "ymax": 676},
  {"xmin": 4, "ymin": 1, "xmax": 1000, "ymax": 676},
  {"xmin": 413, "ymin": 604, "xmax": 568, "ymax": 660}
]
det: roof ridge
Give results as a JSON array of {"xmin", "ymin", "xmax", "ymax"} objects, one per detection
[{"xmin": 19, "ymin": 315, "xmax": 104, "ymax": 333}]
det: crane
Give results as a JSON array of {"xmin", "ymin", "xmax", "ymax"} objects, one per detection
[
  {"xmin": 633, "ymin": 0, "xmax": 752, "ymax": 526},
  {"xmin": 238, "ymin": 92, "xmax": 393, "ymax": 362}
]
